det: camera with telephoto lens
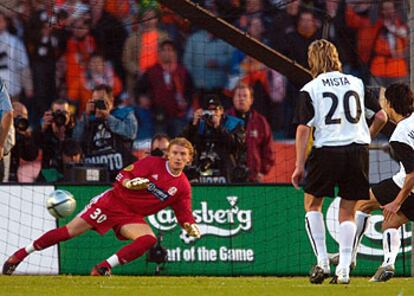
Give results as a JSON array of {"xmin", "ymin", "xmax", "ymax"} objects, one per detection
[
  {"xmin": 94, "ymin": 99, "xmax": 107, "ymax": 112},
  {"xmin": 201, "ymin": 110, "xmax": 214, "ymax": 121},
  {"xmin": 14, "ymin": 115, "xmax": 29, "ymax": 132},
  {"xmin": 52, "ymin": 110, "xmax": 67, "ymax": 127}
]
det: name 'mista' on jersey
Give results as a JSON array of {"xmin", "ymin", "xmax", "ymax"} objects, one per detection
[{"xmin": 297, "ymin": 71, "xmax": 380, "ymax": 148}]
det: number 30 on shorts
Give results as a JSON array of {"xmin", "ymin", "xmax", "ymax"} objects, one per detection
[{"xmin": 89, "ymin": 208, "xmax": 107, "ymax": 224}]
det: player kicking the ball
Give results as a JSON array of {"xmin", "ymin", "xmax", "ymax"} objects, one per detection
[
  {"xmin": 3, "ymin": 137, "xmax": 200, "ymax": 276},
  {"xmin": 291, "ymin": 39, "xmax": 387, "ymax": 284},
  {"xmin": 349, "ymin": 83, "xmax": 414, "ymax": 282}
]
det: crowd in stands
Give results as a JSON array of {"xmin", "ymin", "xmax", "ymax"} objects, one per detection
[{"xmin": 0, "ymin": 0, "xmax": 409, "ymax": 183}]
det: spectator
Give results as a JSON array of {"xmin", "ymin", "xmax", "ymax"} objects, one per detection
[
  {"xmin": 345, "ymin": 1, "xmax": 377, "ymax": 77},
  {"xmin": 0, "ymin": 79, "xmax": 14, "ymax": 181},
  {"xmin": 9, "ymin": 101, "xmax": 39, "ymax": 182},
  {"xmin": 27, "ymin": 20, "xmax": 59, "ymax": 127},
  {"xmin": 36, "ymin": 138, "xmax": 82, "ymax": 183},
  {"xmin": 281, "ymin": 9, "xmax": 321, "ymax": 68},
  {"xmin": 138, "ymin": 40, "xmax": 193, "ymax": 137},
  {"xmin": 370, "ymin": 1, "xmax": 408, "ymax": 86},
  {"xmin": 0, "ymin": 12, "xmax": 33, "ymax": 100},
  {"xmin": 36, "ymin": 98, "xmax": 75, "ymax": 172},
  {"xmin": 228, "ymin": 16, "xmax": 273, "ymax": 118},
  {"xmin": 183, "ymin": 28, "xmax": 234, "ymax": 108},
  {"xmin": 181, "ymin": 96, "xmax": 245, "ymax": 183},
  {"xmin": 122, "ymin": 9, "xmax": 170, "ymax": 97},
  {"xmin": 183, "ymin": 1, "xmax": 234, "ymax": 107},
  {"xmin": 73, "ymin": 84, "xmax": 137, "ymax": 180},
  {"xmin": 150, "ymin": 133, "xmax": 170, "ymax": 158},
  {"xmin": 269, "ymin": 0, "xmax": 300, "ymax": 51},
  {"xmin": 67, "ymin": 53, "xmax": 122, "ymax": 114},
  {"xmin": 133, "ymin": 94, "xmax": 155, "ymax": 151},
  {"xmin": 281, "ymin": 9, "xmax": 321, "ymax": 138},
  {"xmin": 65, "ymin": 18, "xmax": 96, "ymax": 101},
  {"xmin": 227, "ymin": 83, "xmax": 274, "ymax": 182},
  {"xmin": 90, "ymin": 0, "xmax": 128, "ymax": 80}
]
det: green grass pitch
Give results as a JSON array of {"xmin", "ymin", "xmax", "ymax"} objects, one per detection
[{"xmin": 1, "ymin": 276, "xmax": 412, "ymax": 296}]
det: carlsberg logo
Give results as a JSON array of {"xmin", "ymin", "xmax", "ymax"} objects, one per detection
[{"xmin": 148, "ymin": 196, "xmax": 252, "ymax": 244}]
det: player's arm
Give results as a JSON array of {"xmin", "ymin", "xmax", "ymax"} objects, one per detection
[
  {"xmin": 115, "ymin": 159, "xmax": 151, "ymax": 190},
  {"xmin": 382, "ymin": 141, "xmax": 414, "ymax": 221},
  {"xmin": 364, "ymin": 87, "xmax": 388, "ymax": 139},
  {"xmin": 291, "ymin": 91, "xmax": 314, "ymax": 189},
  {"xmin": 171, "ymin": 188, "xmax": 200, "ymax": 238}
]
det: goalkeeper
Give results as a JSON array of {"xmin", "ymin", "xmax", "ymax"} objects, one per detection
[{"xmin": 3, "ymin": 137, "xmax": 201, "ymax": 276}]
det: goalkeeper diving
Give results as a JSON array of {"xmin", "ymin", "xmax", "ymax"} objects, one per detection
[{"xmin": 3, "ymin": 137, "xmax": 200, "ymax": 276}]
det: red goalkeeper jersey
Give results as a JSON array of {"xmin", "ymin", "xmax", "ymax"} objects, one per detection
[{"xmin": 112, "ymin": 156, "xmax": 195, "ymax": 226}]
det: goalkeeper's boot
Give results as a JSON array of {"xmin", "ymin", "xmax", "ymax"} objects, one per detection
[
  {"xmin": 90, "ymin": 265, "xmax": 111, "ymax": 276},
  {"xmin": 2, "ymin": 255, "xmax": 22, "ymax": 275},
  {"xmin": 309, "ymin": 265, "xmax": 329, "ymax": 284},
  {"xmin": 369, "ymin": 265, "xmax": 394, "ymax": 282}
]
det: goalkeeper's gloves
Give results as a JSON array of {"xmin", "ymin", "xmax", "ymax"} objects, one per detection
[
  {"xmin": 183, "ymin": 223, "xmax": 201, "ymax": 238},
  {"xmin": 123, "ymin": 177, "xmax": 150, "ymax": 190}
]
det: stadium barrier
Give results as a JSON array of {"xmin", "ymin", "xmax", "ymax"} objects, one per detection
[{"xmin": 1, "ymin": 184, "xmax": 411, "ymax": 276}]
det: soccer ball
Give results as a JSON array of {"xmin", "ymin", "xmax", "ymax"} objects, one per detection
[{"xmin": 46, "ymin": 189, "xmax": 76, "ymax": 219}]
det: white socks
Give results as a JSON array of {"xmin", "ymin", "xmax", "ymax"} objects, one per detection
[
  {"xmin": 305, "ymin": 211, "xmax": 328, "ymax": 267},
  {"xmin": 338, "ymin": 221, "xmax": 356, "ymax": 270},
  {"xmin": 352, "ymin": 211, "xmax": 370, "ymax": 263},
  {"xmin": 25, "ymin": 242, "xmax": 36, "ymax": 254},
  {"xmin": 382, "ymin": 228, "xmax": 400, "ymax": 267},
  {"xmin": 106, "ymin": 254, "xmax": 120, "ymax": 268}
]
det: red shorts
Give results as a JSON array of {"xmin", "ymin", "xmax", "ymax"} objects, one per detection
[{"xmin": 79, "ymin": 190, "xmax": 147, "ymax": 240}]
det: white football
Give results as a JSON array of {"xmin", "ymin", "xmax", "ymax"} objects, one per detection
[{"xmin": 46, "ymin": 189, "xmax": 76, "ymax": 219}]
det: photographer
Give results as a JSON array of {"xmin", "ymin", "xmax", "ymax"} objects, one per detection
[
  {"xmin": 227, "ymin": 83, "xmax": 275, "ymax": 183},
  {"xmin": 73, "ymin": 84, "xmax": 138, "ymax": 180},
  {"xmin": 37, "ymin": 138, "xmax": 82, "ymax": 183},
  {"xmin": 9, "ymin": 102, "xmax": 39, "ymax": 182},
  {"xmin": 36, "ymin": 98, "xmax": 75, "ymax": 171},
  {"xmin": 181, "ymin": 96, "xmax": 246, "ymax": 183},
  {"xmin": 150, "ymin": 134, "xmax": 170, "ymax": 158}
]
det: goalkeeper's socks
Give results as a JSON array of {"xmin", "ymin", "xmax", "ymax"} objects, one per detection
[
  {"xmin": 33, "ymin": 226, "xmax": 71, "ymax": 250},
  {"xmin": 381, "ymin": 228, "xmax": 400, "ymax": 267},
  {"xmin": 116, "ymin": 235, "xmax": 157, "ymax": 264},
  {"xmin": 338, "ymin": 221, "xmax": 356, "ymax": 270},
  {"xmin": 305, "ymin": 211, "xmax": 328, "ymax": 266},
  {"xmin": 352, "ymin": 211, "xmax": 370, "ymax": 264},
  {"xmin": 12, "ymin": 248, "xmax": 29, "ymax": 262}
]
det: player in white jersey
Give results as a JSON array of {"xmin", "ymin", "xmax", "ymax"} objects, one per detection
[
  {"xmin": 349, "ymin": 83, "xmax": 414, "ymax": 282},
  {"xmin": 291, "ymin": 39, "xmax": 387, "ymax": 284}
]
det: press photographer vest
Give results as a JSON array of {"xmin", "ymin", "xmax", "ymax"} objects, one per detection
[{"xmin": 83, "ymin": 109, "xmax": 135, "ymax": 180}]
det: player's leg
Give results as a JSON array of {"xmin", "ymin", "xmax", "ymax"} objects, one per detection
[
  {"xmin": 331, "ymin": 198, "xmax": 357, "ymax": 284},
  {"xmin": 370, "ymin": 211, "xmax": 408, "ymax": 282},
  {"xmin": 351, "ymin": 190, "xmax": 382, "ymax": 267},
  {"xmin": 2, "ymin": 217, "xmax": 92, "ymax": 275},
  {"xmin": 91, "ymin": 223, "xmax": 157, "ymax": 276},
  {"xmin": 304, "ymin": 193, "xmax": 330, "ymax": 283}
]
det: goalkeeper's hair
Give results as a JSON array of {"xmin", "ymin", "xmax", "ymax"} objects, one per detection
[
  {"xmin": 308, "ymin": 39, "xmax": 342, "ymax": 77},
  {"xmin": 168, "ymin": 137, "xmax": 194, "ymax": 158},
  {"xmin": 385, "ymin": 83, "xmax": 414, "ymax": 117}
]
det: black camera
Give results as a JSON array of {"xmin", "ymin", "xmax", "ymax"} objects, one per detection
[
  {"xmin": 52, "ymin": 110, "xmax": 67, "ymax": 127},
  {"xmin": 94, "ymin": 99, "xmax": 107, "ymax": 111},
  {"xmin": 14, "ymin": 115, "xmax": 29, "ymax": 132},
  {"xmin": 201, "ymin": 110, "xmax": 214, "ymax": 121}
]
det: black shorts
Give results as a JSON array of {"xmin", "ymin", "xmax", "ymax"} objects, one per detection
[
  {"xmin": 304, "ymin": 144, "xmax": 369, "ymax": 200},
  {"xmin": 371, "ymin": 178, "xmax": 414, "ymax": 221}
]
